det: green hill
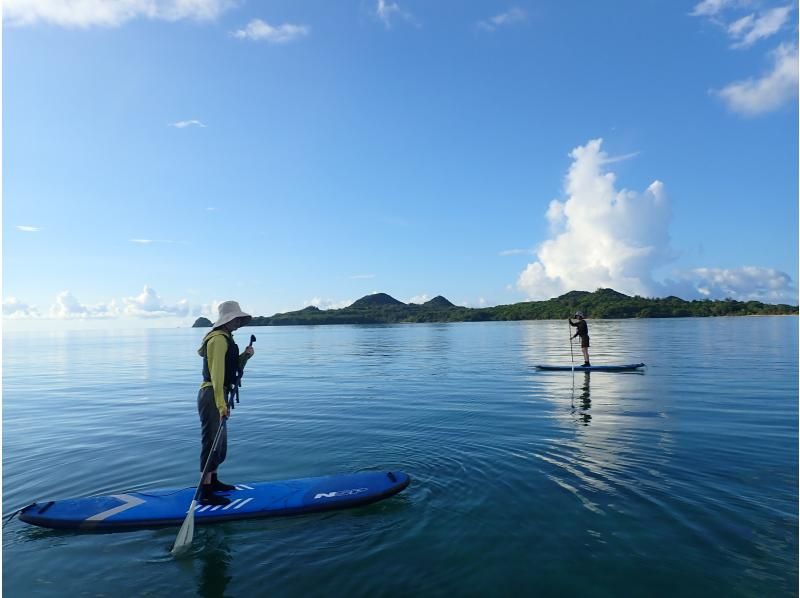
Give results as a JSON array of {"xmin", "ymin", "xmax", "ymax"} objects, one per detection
[{"xmin": 192, "ymin": 288, "xmax": 798, "ymax": 327}]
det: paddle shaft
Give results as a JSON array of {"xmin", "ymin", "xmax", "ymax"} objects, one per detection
[
  {"xmin": 171, "ymin": 417, "xmax": 227, "ymax": 555},
  {"xmin": 569, "ymin": 320, "xmax": 575, "ymax": 371},
  {"xmin": 230, "ymin": 334, "xmax": 256, "ymax": 408}
]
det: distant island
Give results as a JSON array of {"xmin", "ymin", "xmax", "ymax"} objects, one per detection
[{"xmin": 192, "ymin": 288, "xmax": 798, "ymax": 327}]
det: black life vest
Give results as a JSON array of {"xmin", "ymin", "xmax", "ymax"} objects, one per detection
[{"xmin": 202, "ymin": 332, "xmax": 242, "ymax": 391}]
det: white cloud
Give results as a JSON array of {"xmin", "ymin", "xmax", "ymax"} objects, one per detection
[
  {"xmin": 407, "ymin": 294, "xmax": 431, "ymax": 304},
  {"xmin": 670, "ymin": 266, "xmax": 797, "ymax": 303},
  {"xmin": 16, "ymin": 225, "xmax": 41, "ymax": 232},
  {"xmin": 517, "ymin": 139, "xmax": 673, "ymax": 300},
  {"xmin": 130, "ymin": 238, "xmax": 180, "ymax": 244},
  {"xmin": 515, "ymin": 139, "xmax": 796, "ymax": 303},
  {"xmin": 122, "ymin": 285, "xmax": 190, "ymax": 317},
  {"xmin": 375, "ymin": 0, "xmax": 415, "ymax": 28},
  {"xmin": 690, "ymin": 0, "xmax": 751, "ymax": 18},
  {"xmin": 233, "ymin": 19, "xmax": 310, "ymax": 43},
  {"xmin": 499, "ymin": 248, "xmax": 535, "ymax": 256},
  {"xmin": 728, "ymin": 5, "xmax": 793, "ymax": 48},
  {"xmin": 716, "ymin": 42, "xmax": 798, "ymax": 115},
  {"xmin": 3, "ymin": 298, "xmax": 41, "ymax": 319},
  {"xmin": 5, "ymin": 0, "xmax": 234, "ymax": 28},
  {"xmin": 478, "ymin": 7, "xmax": 526, "ymax": 31},
  {"xmin": 49, "ymin": 291, "xmax": 120, "ymax": 319},
  {"xmin": 303, "ymin": 297, "xmax": 352, "ymax": 310},
  {"xmin": 169, "ymin": 119, "xmax": 206, "ymax": 128}
]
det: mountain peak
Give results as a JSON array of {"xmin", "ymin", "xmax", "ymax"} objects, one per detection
[
  {"xmin": 423, "ymin": 295, "xmax": 455, "ymax": 308},
  {"xmin": 349, "ymin": 293, "xmax": 406, "ymax": 308}
]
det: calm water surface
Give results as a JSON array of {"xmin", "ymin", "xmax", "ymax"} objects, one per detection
[{"xmin": 3, "ymin": 318, "xmax": 798, "ymax": 597}]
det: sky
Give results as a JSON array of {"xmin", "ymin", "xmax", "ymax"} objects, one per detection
[{"xmin": 3, "ymin": 0, "xmax": 798, "ymax": 329}]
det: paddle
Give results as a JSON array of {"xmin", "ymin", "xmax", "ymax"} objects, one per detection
[
  {"xmin": 171, "ymin": 417, "xmax": 227, "ymax": 556},
  {"xmin": 568, "ymin": 318, "xmax": 575, "ymax": 372},
  {"xmin": 173, "ymin": 332, "xmax": 257, "ymax": 555}
]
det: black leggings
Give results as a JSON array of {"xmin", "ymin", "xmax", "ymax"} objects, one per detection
[{"xmin": 197, "ymin": 386, "xmax": 227, "ymax": 473}]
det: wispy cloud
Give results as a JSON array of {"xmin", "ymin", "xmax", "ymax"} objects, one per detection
[
  {"xmin": 233, "ymin": 19, "xmax": 310, "ymax": 43},
  {"xmin": 690, "ymin": 0, "xmax": 740, "ymax": 18},
  {"xmin": 499, "ymin": 248, "xmax": 535, "ymax": 256},
  {"xmin": 728, "ymin": 5, "xmax": 794, "ymax": 48},
  {"xmin": 690, "ymin": 2, "xmax": 797, "ymax": 116},
  {"xmin": 169, "ymin": 119, "xmax": 206, "ymax": 128},
  {"xmin": 349, "ymin": 274, "xmax": 376, "ymax": 279},
  {"xmin": 375, "ymin": 0, "xmax": 416, "ymax": 29},
  {"xmin": 16, "ymin": 225, "xmax": 41, "ymax": 232},
  {"xmin": 130, "ymin": 238, "xmax": 181, "ymax": 244},
  {"xmin": 478, "ymin": 7, "xmax": 527, "ymax": 32},
  {"xmin": 5, "ymin": 0, "xmax": 234, "ymax": 28},
  {"xmin": 716, "ymin": 42, "xmax": 798, "ymax": 115}
]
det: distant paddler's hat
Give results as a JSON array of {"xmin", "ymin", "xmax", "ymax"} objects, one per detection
[
  {"xmin": 213, "ymin": 300, "xmax": 252, "ymax": 329},
  {"xmin": 574, "ymin": 311, "xmax": 584, "ymax": 318}
]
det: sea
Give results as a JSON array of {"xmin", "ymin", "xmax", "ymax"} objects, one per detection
[{"xmin": 3, "ymin": 317, "xmax": 797, "ymax": 597}]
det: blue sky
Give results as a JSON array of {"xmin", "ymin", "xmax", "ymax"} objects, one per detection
[{"xmin": 4, "ymin": 0, "xmax": 798, "ymax": 328}]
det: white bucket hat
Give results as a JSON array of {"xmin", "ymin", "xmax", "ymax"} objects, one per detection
[
  {"xmin": 213, "ymin": 300, "xmax": 252, "ymax": 329},
  {"xmin": 574, "ymin": 311, "xmax": 584, "ymax": 318}
]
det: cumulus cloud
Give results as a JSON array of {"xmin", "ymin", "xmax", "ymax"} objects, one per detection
[
  {"xmin": 407, "ymin": 294, "xmax": 431, "ymax": 304},
  {"xmin": 516, "ymin": 139, "xmax": 796, "ymax": 304},
  {"xmin": 5, "ymin": 0, "xmax": 234, "ymax": 28},
  {"xmin": 233, "ymin": 19, "xmax": 310, "ymax": 43},
  {"xmin": 3, "ymin": 298, "xmax": 41, "ymax": 319},
  {"xmin": 49, "ymin": 291, "xmax": 120, "ymax": 319},
  {"xmin": 169, "ymin": 119, "xmax": 206, "ymax": 128},
  {"xmin": 302, "ymin": 297, "xmax": 352, "ymax": 310},
  {"xmin": 478, "ymin": 7, "xmax": 527, "ymax": 31},
  {"xmin": 727, "ymin": 5, "xmax": 794, "ymax": 48},
  {"xmin": 670, "ymin": 266, "xmax": 797, "ymax": 303},
  {"xmin": 122, "ymin": 285, "xmax": 190, "ymax": 317},
  {"xmin": 517, "ymin": 139, "xmax": 673, "ymax": 300},
  {"xmin": 375, "ymin": 0, "xmax": 415, "ymax": 28},
  {"xmin": 716, "ymin": 42, "xmax": 799, "ymax": 115},
  {"xmin": 16, "ymin": 225, "xmax": 41, "ymax": 232}
]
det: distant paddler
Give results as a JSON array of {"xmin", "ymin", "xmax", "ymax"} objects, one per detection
[{"xmin": 568, "ymin": 311, "xmax": 590, "ymax": 367}]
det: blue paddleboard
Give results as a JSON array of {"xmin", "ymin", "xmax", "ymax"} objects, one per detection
[
  {"xmin": 18, "ymin": 470, "xmax": 410, "ymax": 531},
  {"xmin": 535, "ymin": 363, "xmax": 645, "ymax": 372}
]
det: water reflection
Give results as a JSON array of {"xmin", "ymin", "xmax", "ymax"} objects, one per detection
[
  {"xmin": 196, "ymin": 529, "xmax": 234, "ymax": 598},
  {"xmin": 571, "ymin": 372, "xmax": 591, "ymax": 426}
]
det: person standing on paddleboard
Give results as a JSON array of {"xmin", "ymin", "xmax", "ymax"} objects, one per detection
[
  {"xmin": 568, "ymin": 311, "xmax": 591, "ymax": 367},
  {"xmin": 196, "ymin": 301, "xmax": 255, "ymax": 505}
]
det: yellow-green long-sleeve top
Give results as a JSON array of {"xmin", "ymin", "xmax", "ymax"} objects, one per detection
[{"xmin": 198, "ymin": 330, "xmax": 252, "ymax": 417}]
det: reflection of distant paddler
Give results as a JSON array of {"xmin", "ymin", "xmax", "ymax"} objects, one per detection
[{"xmin": 579, "ymin": 372, "xmax": 591, "ymax": 410}]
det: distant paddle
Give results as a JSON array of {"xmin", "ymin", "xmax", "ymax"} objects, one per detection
[
  {"xmin": 249, "ymin": 334, "xmax": 256, "ymax": 347},
  {"xmin": 171, "ymin": 419, "xmax": 227, "ymax": 556},
  {"xmin": 568, "ymin": 318, "xmax": 575, "ymax": 373}
]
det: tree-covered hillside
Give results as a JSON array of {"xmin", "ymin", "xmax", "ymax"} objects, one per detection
[{"xmin": 192, "ymin": 289, "xmax": 798, "ymax": 327}]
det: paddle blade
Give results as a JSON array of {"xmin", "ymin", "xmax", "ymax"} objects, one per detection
[
  {"xmin": 171, "ymin": 499, "xmax": 197, "ymax": 556},
  {"xmin": 250, "ymin": 334, "xmax": 256, "ymax": 345}
]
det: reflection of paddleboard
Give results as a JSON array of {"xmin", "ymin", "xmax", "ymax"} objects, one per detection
[
  {"xmin": 18, "ymin": 470, "xmax": 410, "ymax": 531},
  {"xmin": 535, "ymin": 363, "xmax": 646, "ymax": 372}
]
